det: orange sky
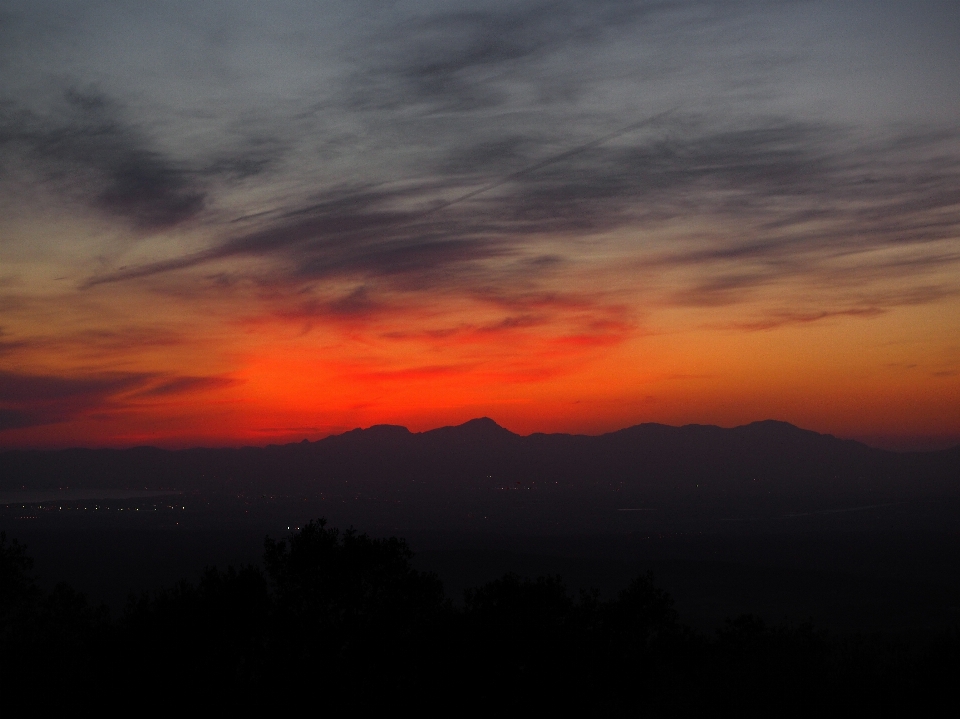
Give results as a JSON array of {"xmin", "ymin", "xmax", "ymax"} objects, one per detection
[
  {"xmin": 2, "ymin": 239, "xmax": 957, "ymax": 449},
  {"xmin": 2, "ymin": 1, "xmax": 959, "ymax": 450}
]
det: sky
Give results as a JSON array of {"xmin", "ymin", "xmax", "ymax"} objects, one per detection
[{"xmin": 1, "ymin": 0, "xmax": 958, "ymax": 449}]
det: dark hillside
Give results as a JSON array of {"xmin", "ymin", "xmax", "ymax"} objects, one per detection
[{"xmin": 3, "ymin": 418, "xmax": 956, "ymax": 500}]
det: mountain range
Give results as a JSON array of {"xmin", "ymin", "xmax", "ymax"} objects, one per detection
[{"xmin": 3, "ymin": 419, "xmax": 957, "ymax": 508}]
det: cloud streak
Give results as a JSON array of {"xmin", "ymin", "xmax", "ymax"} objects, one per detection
[
  {"xmin": 0, "ymin": 370, "xmax": 238, "ymax": 430},
  {"xmin": 80, "ymin": 115, "xmax": 960, "ymax": 322},
  {"xmin": 0, "ymin": 87, "xmax": 282, "ymax": 231}
]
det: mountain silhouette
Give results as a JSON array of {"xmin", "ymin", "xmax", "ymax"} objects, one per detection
[{"xmin": 1, "ymin": 420, "xmax": 958, "ymax": 513}]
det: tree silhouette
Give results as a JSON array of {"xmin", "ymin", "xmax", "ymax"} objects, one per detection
[
  {"xmin": 119, "ymin": 563, "xmax": 270, "ymax": 693},
  {"xmin": 1, "ymin": 532, "xmax": 105, "ymax": 705},
  {"xmin": 3, "ymin": 521, "xmax": 960, "ymax": 711},
  {"xmin": 0, "ymin": 531, "xmax": 37, "ymax": 630},
  {"xmin": 263, "ymin": 519, "xmax": 447, "ymax": 703}
]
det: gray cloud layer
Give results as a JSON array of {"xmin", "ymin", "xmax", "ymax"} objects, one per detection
[
  {"xmin": 0, "ymin": 90, "xmax": 204, "ymax": 230},
  {"xmin": 82, "ymin": 115, "xmax": 960, "ymax": 321},
  {"xmin": 0, "ymin": 85, "xmax": 285, "ymax": 231},
  {"xmin": 1, "ymin": 0, "xmax": 958, "ymax": 317}
]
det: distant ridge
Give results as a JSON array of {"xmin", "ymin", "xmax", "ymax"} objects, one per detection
[{"xmin": 1, "ymin": 419, "xmax": 957, "ymax": 508}]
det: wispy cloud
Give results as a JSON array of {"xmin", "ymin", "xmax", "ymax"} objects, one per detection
[
  {"xmin": 348, "ymin": 0, "xmax": 808, "ymax": 113},
  {"xmin": 0, "ymin": 370, "xmax": 238, "ymax": 430},
  {"xmin": 79, "ymin": 116, "xmax": 960, "ymax": 320},
  {"xmin": 0, "ymin": 87, "xmax": 283, "ymax": 231},
  {"xmin": 0, "ymin": 371, "xmax": 150, "ymax": 430},
  {"xmin": 721, "ymin": 307, "xmax": 885, "ymax": 332},
  {"xmin": 133, "ymin": 375, "xmax": 241, "ymax": 398}
]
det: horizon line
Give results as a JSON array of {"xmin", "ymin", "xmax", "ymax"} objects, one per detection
[{"xmin": 2, "ymin": 417, "xmax": 958, "ymax": 455}]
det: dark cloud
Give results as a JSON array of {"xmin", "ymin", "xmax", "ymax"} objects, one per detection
[
  {"xmin": 0, "ymin": 87, "xmax": 282, "ymax": 231},
  {"xmin": 723, "ymin": 307, "xmax": 886, "ymax": 332},
  {"xmin": 202, "ymin": 136, "xmax": 287, "ymax": 182},
  {"xmin": 439, "ymin": 135, "xmax": 542, "ymax": 177},
  {"xmin": 326, "ymin": 286, "xmax": 380, "ymax": 317},
  {"xmin": 71, "ymin": 327, "xmax": 187, "ymax": 352},
  {"xmin": 494, "ymin": 121, "xmax": 841, "ymax": 233},
  {"xmin": 134, "ymin": 375, "xmax": 240, "ymax": 398},
  {"xmin": 0, "ymin": 324, "xmax": 188, "ymax": 361},
  {"xmin": 0, "ymin": 88, "xmax": 205, "ymax": 229},
  {"xmin": 6, "ymin": 4, "xmax": 946, "ymax": 320},
  {"xmin": 478, "ymin": 314, "xmax": 545, "ymax": 333},
  {"xmin": 0, "ymin": 370, "xmax": 238, "ymax": 430},
  {"xmin": 84, "ymin": 183, "xmax": 512, "ymax": 289},
  {"xmin": 0, "ymin": 370, "xmax": 150, "ymax": 430},
  {"xmin": 83, "ymin": 114, "xmax": 960, "ymax": 317},
  {"xmin": 0, "ymin": 327, "xmax": 26, "ymax": 356},
  {"xmin": 0, "ymin": 371, "xmax": 146, "ymax": 404},
  {"xmin": 263, "ymin": 286, "xmax": 390, "ymax": 328},
  {"xmin": 350, "ymin": 0, "xmax": 740, "ymax": 112},
  {"xmin": 694, "ymin": 283, "xmax": 957, "ymax": 327},
  {"xmin": 0, "ymin": 409, "xmax": 34, "ymax": 431}
]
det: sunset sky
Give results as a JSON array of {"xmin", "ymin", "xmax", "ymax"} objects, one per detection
[{"xmin": 1, "ymin": 0, "xmax": 958, "ymax": 449}]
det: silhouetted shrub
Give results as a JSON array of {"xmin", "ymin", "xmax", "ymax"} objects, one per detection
[
  {"xmin": 0, "ymin": 533, "xmax": 106, "ymax": 707},
  {"xmin": 2, "ymin": 521, "xmax": 960, "ymax": 712},
  {"xmin": 263, "ymin": 519, "xmax": 448, "ymax": 703},
  {"xmin": 459, "ymin": 573, "xmax": 579, "ymax": 706},
  {"xmin": 118, "ymin": 563, "xmax": 270, "ymax": 695},
  {"xmin": 0, "ymin": 531, "xmax": 39, "ymax": 624}
]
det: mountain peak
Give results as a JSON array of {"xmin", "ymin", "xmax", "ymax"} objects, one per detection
[
  {"xmin": 740, "ymin": 419, "xmax": 802, "ymax": 431},
  {"xmin": 340, "ymin": 424, "xmax": 411, "ymax": 439},
  {"xmin": 459, "ymin": 417, "xmax": 505, "ymax": 430},
  {"xmin": 423, "ymin": 417, "xmax": 517, "ymax": 441}
]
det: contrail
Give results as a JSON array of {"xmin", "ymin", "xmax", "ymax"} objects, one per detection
[
  {"xmin": 415, "ymin": 108, "xmax": 676, "ymax": 218},
  {"xmin": 83, "ymin": 109, "xmax": 675, "ymax": 288}
]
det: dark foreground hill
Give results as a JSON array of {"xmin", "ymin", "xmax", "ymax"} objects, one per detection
[{"xmin": 2, "ymin": 521, "xmax": 958, "ymax": 712}]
